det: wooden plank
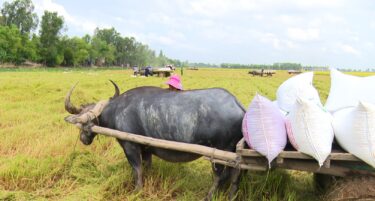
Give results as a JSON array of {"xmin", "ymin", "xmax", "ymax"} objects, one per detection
[
  {"xmin": 276, "ymin": 157, "xmax": 284, "ymax": 164},
  {"xmin": 236, "ymin": 138, "xmax": 245, "ymax": 152},
  {"xmin": 239, "ymin": 148, "xmax": 361, "ymax": 161},
  {"xmin": 278, "ymin": 151, "xmax": 312, "ymax": 159},
  {"xmin": 208, "ymin": 158, "xmax": 267, "ymax": 171},
  {"xmin": 237, "ymin": 149, "xmax": 263, "ymax": 157},
  {"xmin": 323, "ymin": 158, "xmax": 331, "ymax": 168},
  {"xmin": 70, "ymin": 124, "xmax": 239, "ymax": 163},
  {"xmin": 329, "ymin": 153, "xmax": 360, "ymax": 161},
  {"xmin": 276, "ymin": 159, "xmax": 347, "ymax": 177}
]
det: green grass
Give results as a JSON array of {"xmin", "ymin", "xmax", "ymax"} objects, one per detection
[{"xmin": 0, "ymin": 68, "xmax": 373, "ymax": 200}]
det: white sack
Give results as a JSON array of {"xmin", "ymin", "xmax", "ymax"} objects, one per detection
[
  {"xmin": 325, "ymin": 69, "xmax": 375, "ymax": 113},
  {"xmin": 276, "ymin": 72, "xmax": 321, "ymax": 112},
  {"xmin": 272, "ymin": 100, "xmax": 288, "ymax": 116},
  {"xmin": 333, "ymin": 101, "xmax": 375, "ymax": 168},
  {"xmin": 286, "ymin": 98, "xmax": 334, "ymax": 166}
]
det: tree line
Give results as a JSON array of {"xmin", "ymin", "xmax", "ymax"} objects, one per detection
[
  {"xmin": 220, "ymin": 62, "xmax": 329, "ymax": 71},
  {"xmin": 0, "ymin": 0, "xmax": 184, "ymax": 67}
]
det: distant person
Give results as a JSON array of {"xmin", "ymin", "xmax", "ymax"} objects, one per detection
[
  {"xmin": 132, "ymin": 66, "xmax": 139, "ymax": 76},
  {"xmin": 166, "ymin": 74, "xmax": 183, "ymax": 91},
  {"xmin": 145, "ymin": 66, "xmax": 152, "ymax": 77}
]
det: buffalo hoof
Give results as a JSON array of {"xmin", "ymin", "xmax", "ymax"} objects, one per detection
[{"xmin": 134, "ymin": 184, "xmax": 143, "ymax": 193}]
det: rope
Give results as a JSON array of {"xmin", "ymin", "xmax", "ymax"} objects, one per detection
[
  {"xmin": 64, "ymin": 131, "xmax": 80, "ymax": 177},
  {"xmin": 71, "ymin": 132, "xmax": 80, "ymax": 155},
  {"xmin": 87, "ymin": 109, "xmax": 100, "ymax": 126},
  {"xmin": 87, "ymin": 110, "xmax": 95, "ymax": 122},
  {"xmin": 211, "ymin": 148, "xmax": 217, "ymax": 171},
  {"xmin": 234, "ymin": 156, "xmax": 241, "ymax": 169}
]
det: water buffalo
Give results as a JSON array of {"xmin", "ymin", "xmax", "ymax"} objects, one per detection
[{"xmin": 65, "ymin": 81, "xmax": 245, "ymax": 200}]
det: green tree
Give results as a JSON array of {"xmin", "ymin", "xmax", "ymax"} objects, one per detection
[
  {"xmin": 115, "ymin": 36, "xmax": 139, "ymax": 66},
  {"xmin": 133, "ymin": 42, "xmax": 154, "ymax": 67},
  {"xmin": 90, "ymin": 37, "xmax": 115, "ymax": 66},
  {"xmin": 0, "ymin": 15, "xmax": 4, "ymax": 25},
  {"xmin": 0, "ymin": 25, "xmax": 22, "ymax": 63},
  {"xmin": 94, "ymin": 27, "xmax": 120, "ymax": 45},
  {"xmin": 0, "ymin": 25, "xmax": 36, "ymax": 64},
  {"xmin": 94, "ymin": 27, "xmax": 124, "ymax": 65},
  {"xmin": 157, "ymin": 50, "xmax": 168, "ymax": 67},
  {"xmin": 61, "ymin": 36, "xmax": 90, "ymax": 66},
  {"xmin": 39, "ymin": 11, "xmax": 64, "ymax": 66},
  {"xmin": 28, "ymin": 33, "xmax": 40, "ymax": 62},
  {"xmin": 1, "ymin": 0, "xmax": 38, "ymax": 35}
]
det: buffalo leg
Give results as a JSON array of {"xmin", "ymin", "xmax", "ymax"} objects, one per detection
[
  {"xmin": 228, "ymin": 168, "xmax": 242, "ymax": 200},
  {"xmin": 206, "ymin": 164, "xmax": 230, "ymax": 200},
  {"xmin": 119, "ymin": 141, "xmax": 143, "ymax": 191},
  {"xmin": 142, "ymin": 148, "xmax": 152, "ymax": 170}
]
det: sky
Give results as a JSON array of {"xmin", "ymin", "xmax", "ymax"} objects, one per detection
[{"xmin": 2, "ymin": 0, "xmax": 375, "ymax": 69}]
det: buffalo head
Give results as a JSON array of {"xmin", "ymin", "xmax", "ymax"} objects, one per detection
[{"xmin": 64, "ymin": 80, "xmax": 120, "ymax": 145}]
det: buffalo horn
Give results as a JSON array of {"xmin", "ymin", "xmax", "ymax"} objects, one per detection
[
  {"xmin": 109, "ymin": 80, "xmax": 120, "ymax": 99},
  {"xmin": 64, "ymin": 82, "xmax": 82, "ymax": 114}
]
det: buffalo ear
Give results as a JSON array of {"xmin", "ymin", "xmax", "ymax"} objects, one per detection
[{"xmin": 64, "ymin": 115, "xmax": 79, "ymax": 124}]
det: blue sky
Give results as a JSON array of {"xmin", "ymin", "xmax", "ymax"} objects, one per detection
[{"xmin": 2, "ymin": 0, "xmax": 375, "ymax": 69}]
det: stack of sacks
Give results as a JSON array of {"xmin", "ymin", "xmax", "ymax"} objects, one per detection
[
  {"xmin": 325, "ymin": 69, "xmax": 375, "ymax": 113},
  {"xmin": 242, "ymin": 94, "xmax": 287, "ymax": 165},
  {"xmin": 286, "ymin": 98, "xmax": 334, "ymax": 167},
  {"xmin": 333, "ymin": 102, "xmax": 375, "ymax": 168},
  {"xmin": 276, "ymin": 72, "xmax": 321, "ymax": 113}
]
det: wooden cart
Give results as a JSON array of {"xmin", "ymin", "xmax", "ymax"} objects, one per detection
[
  {"xmin": 152, "ymin": 68, "xmax": 173, "ymax": 77},
  {"xmin": 66, "ymin": 107, "xmax": 375, "ymax": 200}
]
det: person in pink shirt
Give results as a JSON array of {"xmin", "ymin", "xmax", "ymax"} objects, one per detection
[{"xmin": 166, "ymin": 74, "xmax": 183, "ymax": 91}]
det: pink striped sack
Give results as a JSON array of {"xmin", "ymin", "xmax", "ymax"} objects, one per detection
[{"xmin": 242, "ymin": 94, "xmax": 287, "ymax": 165}]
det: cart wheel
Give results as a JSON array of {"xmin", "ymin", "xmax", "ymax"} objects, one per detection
[
  {"xmin": 314, "ymin": 173, "xmax": 338, "ymax": 192},
  {"xmin": 325, "ymin": 175, "xmax": 375, "ymax": 200}
]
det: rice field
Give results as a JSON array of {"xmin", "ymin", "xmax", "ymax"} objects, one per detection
[{"xmin": 0, "ymin": 67, "xmax": 373, "ymax": 201}]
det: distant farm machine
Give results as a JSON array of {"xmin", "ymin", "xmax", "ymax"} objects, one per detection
[{"xmin": 248, "ymin": 69, "xmax": 276, "ymax": 77}]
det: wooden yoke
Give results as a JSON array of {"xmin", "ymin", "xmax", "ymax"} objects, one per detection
[{"xmin": 65, "ymin": 123, "xmax": 239, "ymax": 164}]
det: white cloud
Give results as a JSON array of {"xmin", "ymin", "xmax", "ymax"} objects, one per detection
[
  {"xmin": 277, "ymin": 15, "xmax": 301, "ymax": 25},
  {"xmin": 339, "ymin": 43, "xmax": 361, "ymax": 56},
  {"xmin": 258, "ymin": 33, "xmax": 282, "ymax": 49},
  {"xmin": 114, "ymin": 16, "xmax": 125, "ymax": 22},
  {"xmin": 365, "ymin": 42, "xmax": 375, "ymax": 48},
  {"xmin": 180, "ymin": 0, "xmax": 342, "ymax": 18},
  {"xmin": 288, "ymin": 0, "xmax": 342, "ymax": 8},
  {"xmin": 34, "ymin": 0, "xmax": 74, "ymax": 23},
  {"xmin": 33, "ymin": 0, "xmax": 101, "ymax": 34},
  {"xmin": 184, "ymin": 0, "xmax": 260, "ymax": 17},
  {"xmin": 287, "ymin": 28, "xmax": 320, "ymax": 42},
  {"xmin": 258, "ymin": 32, "xmax": 299, "ymax": 50}
]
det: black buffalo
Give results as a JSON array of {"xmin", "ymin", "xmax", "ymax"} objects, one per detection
[{"xmin": 65, "ymin": 82, "xmax": 245, "ymax": 200}]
